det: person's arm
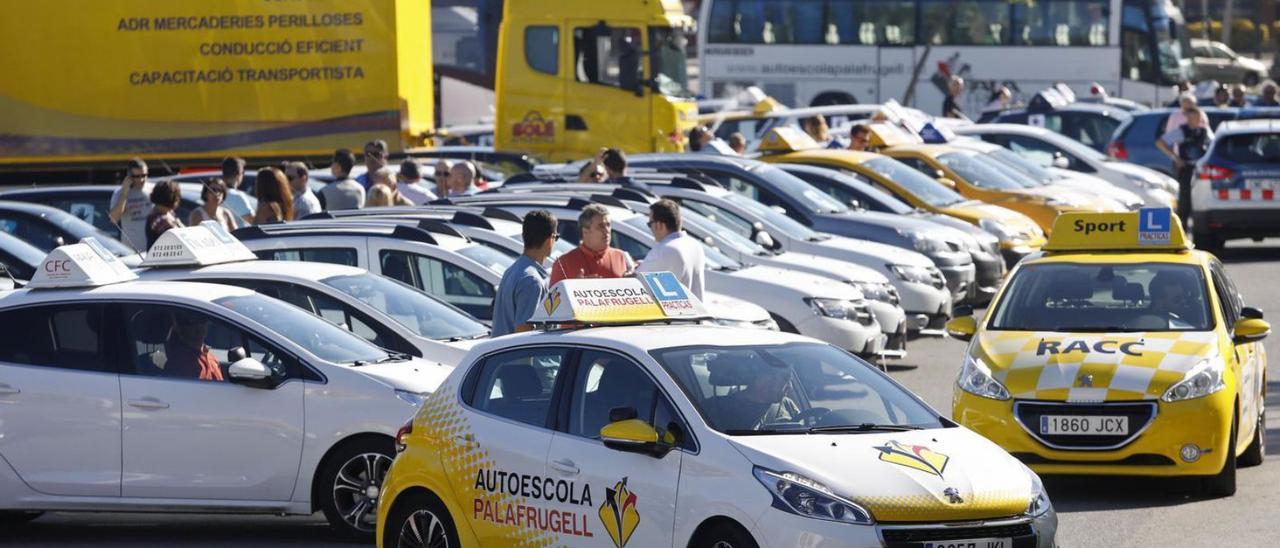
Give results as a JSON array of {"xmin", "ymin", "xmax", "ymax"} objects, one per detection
[
  {"xmin": 636, "ymin": 245, "xmax": 671, "ymax": 273},
  {"xmin": 510, "ymin": 275, "xmax": 544, "ymax": 333},
  {"xmin": 1156, "ymin": 128, "xmax": 1184, "ymax": 169},
  {"xmin": 108, "ymin": 184, "xmax": 129, "ymax": 224}
]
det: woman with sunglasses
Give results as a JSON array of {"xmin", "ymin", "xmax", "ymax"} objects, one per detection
[{"xmin": 189, "ymin": 178, "xmax": 238, "ymax": 232}]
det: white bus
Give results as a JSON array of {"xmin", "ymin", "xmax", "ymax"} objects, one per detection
[{"xmin": 697, "ymin": 0, "xmax": 1192, "ymax": 115}]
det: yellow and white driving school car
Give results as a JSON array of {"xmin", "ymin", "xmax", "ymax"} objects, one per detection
[
  {"xmin": 378, "ymin": 273, "xmax": 1057, "ymax": 547},
  {"xmin": 949, "ymin": 209, "xmax": 1269, "ymax": 496}
]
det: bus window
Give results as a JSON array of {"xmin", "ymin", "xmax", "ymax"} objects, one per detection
[
  {"xmin": 829, "ymin": 0, "xmax": 916, "ymax": 45},
  {"xmin": 920, "ymin": 0, "xmax": 1010, "ymax": 45},
  {"xmin": 1011, "ymin": 0, "xmax": 1108, "ymax": 46},
  {"xmin": 704, "ymin": 0, "xmax": 829, "ymax": 45},
  {"xmin": 574, "ymin": 25, "xmax": 643, "ymax": 91}
]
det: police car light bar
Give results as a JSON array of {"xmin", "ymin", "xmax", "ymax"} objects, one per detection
[
  {"xmin": 529, "ymin": 272, "xmax": 710, "ymax": 326},
  {"xmin": 28, "ymin": 238, "xmax": 139, "ymax": 289},
  {"xmin": 140, "ymin": 222, "xmax": 258, "ymax": 268},
  {"xmin": 1043, "ymin": 208, "xmax": 1189, "ymax": 252}
]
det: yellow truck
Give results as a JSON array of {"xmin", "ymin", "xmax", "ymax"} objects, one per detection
[
  {"xmin": 493, "ymin": 0, "xmax": 697, "ymax": 161},
  {"xmin": 0, "ymin": 0, "xmax": 433, "ymax": 179}
]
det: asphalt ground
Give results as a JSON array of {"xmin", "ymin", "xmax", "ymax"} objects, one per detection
[{"xmin": 6, "ymin": 240, "xmax": 1280, "ymax": 547}]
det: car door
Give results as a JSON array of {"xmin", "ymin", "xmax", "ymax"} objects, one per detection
[
  {"xmin": 117, "ymin": 302, "xmax": 304, "ymax": 500},
  {"xmin": 450, "ymin": 346, "xmax": 572, "ymax": 544},
  {"xmin": 375, "ymin": 247, "xmax": 497, "ymax": 320},
  {"xmin": 0, "ymin": 303, "xmax": 122, "ymax": 496},
  {"xmin": 546, "ymin": 350, "xmax": 684, "ymax": 547},
  {"xmin": 1210, "ymin": 262, "xmax": 1263, "ymax": 438},
  {"xmin": 37, "ymin": 191, "xmax": 119, "ymax": 238}
]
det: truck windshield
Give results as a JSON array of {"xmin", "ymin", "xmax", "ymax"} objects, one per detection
[{"xmin": 649, "ymin": 26, "xmax": 693, "ymax": 97}]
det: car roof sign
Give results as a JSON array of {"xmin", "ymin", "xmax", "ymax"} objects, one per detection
[
  {"xmin": 866, "ymin": 122, "xmax": 921, "ymax": 149},
  {"xmin": 757, "ymin": 127, "xmax": 819, "ymax": 153},
  {"xmin": 528, "ymin": 273, "xmax": 709, "ymax": 326},
  {"xmin": 141, "ymin": 223, "xmax": 258, "ymax": 267},
  {"xmin": 1044, "ymin": 208, "xmax": 1190, "ymax": 252},
  {"xmin": 918, "ymin": 122, "xmax": 955, "ymax": 144},
  {"xmin": 28, "ymin": 240, "xmax": 139, "ymax": 289}
]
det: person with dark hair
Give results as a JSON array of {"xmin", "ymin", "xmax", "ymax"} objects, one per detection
[
  {"xmin": 285, "ymin": 162, "xmax": 322, "ymax": 219},
  {"xmin": 163, "ymin": 312, "xmax": 223, "ymax": 382},
  {"xmin": 688, "ymin": 125, "xmax": 712, "ymax": 152},
  {"xmin": 846, "ymin": 123, "xmax": 872, "ymax": 152},
  {"xmin": 396, "ymin": 159, "xmax": 436, "ymax": 205},
  {"xmin": 355, "ymin": 139, "xmax": 389, "ymax": 190},
  {"xmin": 109, "ymin": 157, "xmax": 152, "ymax": 251},
  {"xmin": 1229, "ymin": 84, "xmax": 1249, "ymax": 108},
  {"xmin": 601, "ymin": 148, "xmax": 651, "ymax": 192},
  {"xmin": 942, "ymin": 76, "xmax": 968, "ymax": 120},
  {"xmin": 145, "ymin": 180, "xmax": 184, "ymax": 248},
  {"xmin": 549, "ymin": 204, "xmax": 635, "ymax": 285},
  {"xmin": 491, "ymin": 210, "xmax": 558, "ymax": 336},
  {"xmin": 1213, "ymin": 84, "xmax": 1231, "ymax": 108},
  {"xmin": 322, "ymin": 148, "xmax": 365, "ymax": 210},
  {"xmin": 637, "ymin": 199, "xmax": 705, "ymax": 298},
  {"xmin": 254, "ymin": 167, "xmax": 294, "ymax": 223},
  {"xmin": 189, "ymin": 178, "xmax": 238, "ymax": 232},
  {"xmin": 977, "ymin": 85, "xmax": 1011, "ymax": 123},
  {"xmin": 1156, "ymin": 106, "xmax": 1213, "ymax": 226},
  {"xmin": 577, "ymin": 159, "xmax": 606, "ymax": 182},
  {"xmin": 1259, "ymin": 82, "xmax": 1279, "ymax": 107},
  {"xmin": 432, "ymin": 159, "xmax": 453, "ymax": 198},
  {"xmin": 219, "ymin": 156, "xmax": 255, "ymax": 224}
]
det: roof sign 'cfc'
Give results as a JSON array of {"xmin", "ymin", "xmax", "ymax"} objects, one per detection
[
  {"xmin": 530, "ymin": 272, "xmax": 708, "ymax": 326},
  {"xmin": 141, "ymin": 222, "xmax": 258, "ymax": 267},
  {"xmin": 28, "ymin": 238, "xmax": 138, "ymax": 289},
  {"xmin": 1044, "ymin": 208, "xmax": 1189, "ymax": 252}
]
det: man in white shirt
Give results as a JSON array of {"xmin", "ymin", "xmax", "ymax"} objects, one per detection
[
  {"xmin": 637, "ymin": 198, "xmax": 705, "ymax": 299},
  {"xmin": 108, "ymin": 157, "xmax": 152, "ymax": 252},
  {"xmin": 396, "ymin": 159, "xmax": 438, "ymax": 205},
  {"xmin": 286, "ymin": 161, "xmax": 322, "ymax": 218}
]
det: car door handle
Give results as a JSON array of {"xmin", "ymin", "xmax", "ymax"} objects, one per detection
[
  {"xmin": 550, "ymin": 458, "xmax": 579, "ymax": 475},
  {"xmin": 0, "ymin": 383, "xmax": 18, "ymax": 396},
  {"xmin": 127, "ymin": 397, "xmax": 170, "ymax": 410},
  {"xmin": 452, "ymin": 435, "xmax": 478, "ymax": 449}
]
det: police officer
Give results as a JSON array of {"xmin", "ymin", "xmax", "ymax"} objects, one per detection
[{"xmin": 1156, "ymin": 106, "xmax": 1213, "ymax": 225}]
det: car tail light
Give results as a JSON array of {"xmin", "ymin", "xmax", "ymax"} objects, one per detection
[
  {"xmin": 1106, "ymin": 140, "xmax": 1128, "ymax": 160},
  {"xmin": 1197, "ymin": 164, "xmax": 1234, "ymax": 181},
  {"xmin": 395, "ymin": 419, "xmax": 413, "ymax": 453}
]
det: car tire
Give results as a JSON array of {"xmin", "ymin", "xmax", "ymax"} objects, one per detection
[
  {"xmin": 1203, "ymin": 414, "xmax": 1238, "ymax": 497},
  {"xmin": 1244, "ymin": 72, "xmax": 1260, "ymax": 87},
  {"xmin": 0, "ymin": 511, "xmax": 43, "ymax": 527},
  {"xmin": 1239, "ymin": 399, "xmax": 1265, "ymax": 468},
  {"xmin": 383, "ymin": 490, "xmax": 460, "ymax": 548},
  {"xmin": 694, "ymin": 521, "xmax": 759, "ymax": 548},
  {"xmin": 318, "ymin": 437, "xmax": 395, "ymax": 540}
]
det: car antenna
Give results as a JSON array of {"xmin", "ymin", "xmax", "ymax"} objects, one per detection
[{"xmin": 1, "ymin": 264, "xmax": 21, "ymax": 289}]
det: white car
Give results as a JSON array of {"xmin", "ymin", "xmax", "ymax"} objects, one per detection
[
  {"xmin": 377, "ymin": 276, "xmax": 1057, "ymax": 547},
  {"xmin": 951, "ymin": 138, "xmax": 1144, "ymax": 210},
  {"xmin": 480, "ymin": 200, "xmax": 889, "ymax": 357},
  {"xmin": 0, "ymin": 240, "xmax": 452, "ymax": 538},
  {"xmin": 955, "ymin": 123, "xmax": 1178, "ymax": 208},
  {"xmin": 136, "ymin": 224, "xmax": 489, "ymax": 366}
]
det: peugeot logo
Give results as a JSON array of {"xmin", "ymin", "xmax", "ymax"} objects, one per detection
[
  {"xmin": 943, "ymin": 487, "xmax": 964, "ymax": 504},
  {"xmin": 1077, "ymin": 374, "xmax": 1094, "ymax": 388}
]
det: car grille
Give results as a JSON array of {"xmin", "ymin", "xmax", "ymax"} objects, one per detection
[
  {"xmin": 974, "ymin": 257, "xmax": 1004, "ymax": 289},
  {"xmin": 1014, "ymin": 401, "xmax": 1157, "ymax": 450},
  {"xmin": 882, "ymin": 522, "xmax": 1035, "ymax": 544}
]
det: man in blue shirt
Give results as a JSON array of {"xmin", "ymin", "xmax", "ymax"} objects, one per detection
[{"xmin": 491, "ymin": 210, "xmax": 558, "ymax": 336}]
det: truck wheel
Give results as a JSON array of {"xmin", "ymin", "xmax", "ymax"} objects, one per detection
[
  {"xmin": 0, "ymin": 511, "xmax": 43, "ymax": 527},
  {"xmin": 1202, "ymin": 415, "xmax": 1238, "ymax": 497},
  {"xmin": 384, "ymin": 491, "xmax": 459, "ymax": 548},
  {"xmin": 694, "ymin": 521, "xmax": 759, "ymax": 548},
  {"xmin": 319, "ymin": 438, "xmax": 395, "ymax": 539},
  {"xmin": 1239, "ymin": 400, "xmax": 1265, "ymax": 468}
]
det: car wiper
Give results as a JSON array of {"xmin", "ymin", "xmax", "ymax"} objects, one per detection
[
  {"xmin": 722, "ymin": 428, "xmax": 807, "ymax": 436},
  {"xmin": 375, "ymin": 352, "xmax": 412, "ymax": 364},
  {"xmin": 808, "ymin": 423, "xmax": 923, "ymax": 434}
]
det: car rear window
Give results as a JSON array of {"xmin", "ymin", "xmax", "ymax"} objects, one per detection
[{"xmin": 1215, "ymin": 133, "xmax": 1280, "ymax": 164}]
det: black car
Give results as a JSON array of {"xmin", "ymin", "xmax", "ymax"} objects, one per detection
[
  {"xmin": 0, "ymin": 185, "xmax": 203, "ymax": 240},
  {"xmin": 0, "ymin": 200, "xmax": 138, "ymax": 263},
  {"xmin": 988, "ymin": 89, "xmax": 1133, "ymax": 153}
]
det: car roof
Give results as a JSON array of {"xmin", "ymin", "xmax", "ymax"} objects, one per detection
[
  {"xmin": 1217, "ymin": 119, "xmax": 1280, "ymax": 135},
  {"xmin": 766, "ymin": 148, "xmax": 879, "ymax": 164},
  {"xmin": 954, "ymin": 123, "xmax": 1054, "ymax": 136},
  {"xmin": 143, "ymin": 259, "xmax": 367, "ymax": 281},
  {"xmin": 0, "ymin": 183, "xmax": 203, "ymax": 200},
  {"xmin": 629, "ymin": 153, "xmax": 767, "ymax": 170},
  {"xmin": 233, "ymin": 221, "xmax": 473, "ymax": 251},
  {"xmin": 883, "ymin": 143, "xmax": 951, "ymax": 156},
  {"xmin": 1003, "ymin": 101, "xmax": 1125, "ymax": 116},
  {"xmin": 0, "ymin": 279, "xmax": 255, "ymax": 306},
  {"xmin": 0, "ymin": 199, "xmax": 84, "ymax": 217},
  {"xmin": 469, "ymin": 323, "xmax": 812, "ymax": 356}
]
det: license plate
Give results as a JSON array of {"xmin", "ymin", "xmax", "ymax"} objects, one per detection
[
  {"xmin": 1040, "ymin": 415, "xmax": 1128, "ymax": 436},
  {"xmin": 1246, "ymin": 179, "xmax": 1279, "ymax": 190},
  {"xmin": 924, "ymin": 539, "xmax": 1011, "ymax": 548}
]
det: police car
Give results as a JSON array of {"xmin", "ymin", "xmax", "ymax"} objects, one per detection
[
  {"xmin": 377, "ymin": 274, "xmax": 1056, "ymax": 547},
  {"xmin": 136, "ymin": 223, "xmax": 489, "ymax": 366},
  {"xmin": 948, "ymin": 209, "xmax": 1269, "ymax": 496},
  {"xmin": 0, "ymin": 239, "xmax": 456, "ymax": 537},
  {"xmin": 1189, "ymin": 119, "xmax": 1280, "ymax": 251}
]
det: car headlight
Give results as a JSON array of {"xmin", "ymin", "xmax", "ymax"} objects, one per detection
[
  {"xmin": 850, "ymin": 281, "xmax": 899, "ymax": 305},
  {"xmin": 753, "ymin": 467, "xmax": 873, "ymax": 525},
  {"xmin": 1043, "ymin": 196, "xmax": 1078, "ymax": 208},
  {"xmin": 806, "ymin": 297, "xmax": 872, "ymax": 324},
  {"xmin": 1125, "ymin": 173, "xmax": 1163, "ymax": 190},
  {"xmin": 890, "ymin": 264, "xmax": 944, "ymax": 289},
  {"xmin": 1025, "ymin": 471, "xmax": 1051, "ymax": 517},
  {"xmin": 711, "ymin": 317, "xmax": 777, "ymax": 330},
  {"xmin": 958, "ymin": 355, "xmax": 1011, "ymax": 400},
  {"xmin": 909, "ymin": 233, "xmax": 951, "ymax": 254},
  {"xmin": 1161, "ymin": 358, "xmax": 1226, "ymax": 402},
  {"xmin": 978, "ymin": 218, "xmax": 1018, "ymax": 241},
  {"xmin": 395, "ymin": 389, "xmax": 429, "ymax": 407}
]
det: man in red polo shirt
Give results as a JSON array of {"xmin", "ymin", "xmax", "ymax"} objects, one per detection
[{"xmin": 550, "ymin": 203, "xmax": 635, "ymax": 284}]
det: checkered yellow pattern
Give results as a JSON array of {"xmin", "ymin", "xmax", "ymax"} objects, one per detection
[
  {"xmin": 416, "ymin": 382, "xmax": 556, "ymax": 547},
  {"xmin": 976, "ymin": 331, "xmax": 1218, "ymax": 402},
  {"xmin": 857, "ymin": 487, "xmax": 1031, "ymax": 522}
]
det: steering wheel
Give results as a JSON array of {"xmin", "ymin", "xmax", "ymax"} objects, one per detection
[{"xmin": 793, "ymin": 407, "xmax": 831, "ymax": 425}]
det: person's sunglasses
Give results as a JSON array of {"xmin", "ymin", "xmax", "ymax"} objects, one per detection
[
  {"xmin": 131, "ymin": 172, "xmax": 148, "ymax": 179},
  {"xmin": 366, "ymin": 150, "xmax": 384, "ymax": 158}
]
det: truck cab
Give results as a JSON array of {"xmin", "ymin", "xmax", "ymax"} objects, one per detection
[{"xmin": 494, "ymin": 0, "xmax": 697, "ymax": 161}]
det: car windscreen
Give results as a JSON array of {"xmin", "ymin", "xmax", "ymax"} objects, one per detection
[
  {"xmin": 721, "ymin": 193, "xmax": 823, "ymax": 240},
  {"xmin": 682, "ymin": 209, "xmax": 772, "ymax": 256},
  {"xmin": 457, "ymin": 244, "xmax": 515, "ymax": 274},
  {"xmin": 987, "ymin": 148, "xmax": 1057, "ymax": 184},
  {"xmin": 989, "ymin": 262, "xmax": 1213, "ymax": 332},
  {"xmin": 620, "ymin": 216, "xmax": 741, "ymax": 270},
  {"xmin": 937, "ymin": 152, "xmax": 1028, "ymax": 190},
  {"xmin": 861, "ymin": 157, "xmax": 966, "ymax": 207},
  {"xmin": 214, "ymin": 293, "xmax": 391, "ymax": 364},
  {"xmin": 751, "ymin": 164, "xmax": 849, "ymax": 214},
  {"xmin": 652, "ymin": 342, "xmax": 942, "ymax": 435},
  {"xmin": 321, "ymin": 273, "xmax": 488, "ymax": 341},
  {"xmin": 1214, "ymin": 133, "xmax": 1280, "ymax": 164}
]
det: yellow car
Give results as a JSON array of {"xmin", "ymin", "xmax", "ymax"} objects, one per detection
[
  {"xmin": 879, "ymin": 140, "xmax": 1122, "ymax": 234},
  {"xmin": 948, "ymin": 209, "xmax": 1269, "ymax": 496},
  {"xmin": 754, "ymin": 127, "xmax": 1046, "ymax": 266}
]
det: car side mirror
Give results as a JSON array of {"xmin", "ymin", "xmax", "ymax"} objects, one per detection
[
  {"xmin": 754, "ymin": 229, "xmax": 775, "ymax": 249},
  {"xmin": 1233, "ymin": 318, "xmax": 1270, "ymax": 344},
  {"xmin": 600, "ymin": 408, "xmax": 674, "ymax": 458},
  {"xmin": 1242, "ymin": 306, "xmax": 1264, "ymax": 320},
  {"xmin": 1052, "ymin": 155, "xmax": 1070, "ymax": 169},
  {"xmin": 945, "ymin": 316, "xmax": 977, "ymax": 342},
  {"xmin": 228, "ymin": 357, "xmax": 277, "ymax": 388},
  {"xmin": 848, "ymin": 198, "xmax": 864, "ymax": 210},
  {"xmin": 769, "ymin": 205, "xmax": 787, "ymax": 215},
  {"xmin": 936, "ymin": 177, "xmax": 958, "ymax": 189}
]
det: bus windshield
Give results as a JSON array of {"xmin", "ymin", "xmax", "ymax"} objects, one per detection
[{"xmin": 649, "ymin": 27, "xmax": 693, "ymax": 97}]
